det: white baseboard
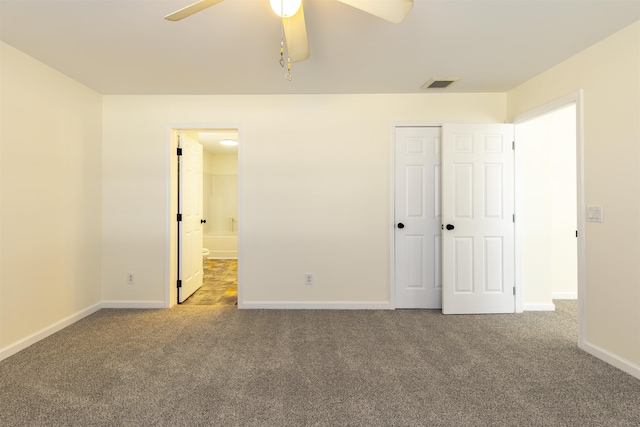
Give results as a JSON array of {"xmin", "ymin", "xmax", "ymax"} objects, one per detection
[
  {"xmin": 581, "ymin": 341, "xmax": 640, "ymax": 380},
  {"xmin": 0, "ymin": 302, "xmax": 102, "ymax": 362},
  {"xmin": 241, "ymin": 301, "xmax": 393, "ymax": 310},
  {"xmin": 523, "ymin": 302, "xmax": 556, "ymax": 311},
  {"xmin": 101, "ymin": 300, "xmax": 166, "ymax": 309},
  {"xmin": 552, "ymin": 292, "xmax": 578, "ymax": 300}
]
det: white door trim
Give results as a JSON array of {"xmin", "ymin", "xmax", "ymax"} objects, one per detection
[
  {"xmin": 165, "ymin": 123, "xmax": 244, "ymax": 308},
  {"xmin": 513, "ymin": 90, "xmax": 586, "ymax": 346}
]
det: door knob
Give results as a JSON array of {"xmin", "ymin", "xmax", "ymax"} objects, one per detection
[
  {"xmin": 201, "ymin": 219, "xmax": 207, "ymax": 224},
  {"xmin": 397, "ymin": 223, "xmax": 405, "ymax": 229},
  {"xmin": 446, "ymin": 224, "xmax": 454, "ymax": 230}
]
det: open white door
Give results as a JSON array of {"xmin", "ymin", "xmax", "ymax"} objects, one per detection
[
  {"xmin": 441, "ymin": 123, "xmax": 515, "ymax": 314},
  {"xmin": 395, "ymin": 127, "xmax": 442, "ymax": 308},
  {"xmin": 178, "ymin": 134, "xmax": 204, "ymax": 303}
]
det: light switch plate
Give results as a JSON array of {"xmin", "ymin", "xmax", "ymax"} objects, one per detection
[{"xmin": 586, "ymin": 206, "xmax": 604, "ymax": 223}]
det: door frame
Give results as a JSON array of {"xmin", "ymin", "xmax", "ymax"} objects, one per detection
[
  {"xmin": 513, "ymin": 90, "xmax": 586, "ymax": 346},
  {"xmin": 165, "ymin": 123, "xmax": 244, "ymax": 308}
]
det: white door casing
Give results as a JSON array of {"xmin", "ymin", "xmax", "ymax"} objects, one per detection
[
  {"xmin": 178, "ymin": 134, "xmax": 204, "ymax": 303},
  {"xmin": 441, "ymin": 123, "xmax": 515, "ymax": 314},
  {"xmin": 394, "ymin": 127, "xmax": 442, "ymax": 308}
]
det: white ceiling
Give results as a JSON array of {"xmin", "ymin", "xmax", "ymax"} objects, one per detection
[
  {"xmin": 197, "ymin": 130, "xmax": 239, "ymax": 154},
  {"xmin": 1, "ymin": 0, "xmax": 638, "ymax": 95}
]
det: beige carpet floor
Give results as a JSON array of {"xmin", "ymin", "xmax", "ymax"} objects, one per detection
[{"xmin": 1, "ymin": 300, "xmax": 639, "ymax": 426}]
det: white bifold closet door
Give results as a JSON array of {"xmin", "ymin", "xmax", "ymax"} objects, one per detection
[{"xmin": 394, "ymin": 127, "xmax": 442, "ymax": 309}]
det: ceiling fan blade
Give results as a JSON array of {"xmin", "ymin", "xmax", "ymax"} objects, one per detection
[
  {"xmin": 164, "ymin": 0, "xmax": 225, "ymax": 21},
  {"xmin": 337, "ymin": 0, "xmax": 413, "ymax": 24},
  {"xmin": 283, "ymin": 3, "xmax": 310, "ymax": 63}
]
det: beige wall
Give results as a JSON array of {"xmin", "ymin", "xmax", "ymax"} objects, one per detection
[
  {"xmin": 203, "ymin": 150, "xmax": 213, "ymax": 175},
  {"xmin": 209, "ymin": 154, "xmax": 238, "ymax": 176},
  {"xmin": 508, "ymin": 22, "xmax": 640, "ymax": 367},
  {"xmin": 206, "ymin": 153, "xmax": 238, "ymax": 236},
  {"xmin": 202, "ymin": 146, "xmax": 238, "ymax": 175},
  {"xmin": 0, "ymin": 42, "xmax": 102, "ymax": 353},
  {"xmin": 102, "ymin": 94, "xmax": 506, "ymax": 306}
]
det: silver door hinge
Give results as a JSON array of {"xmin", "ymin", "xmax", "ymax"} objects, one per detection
[
  {"xmin": 513, "ymin": 287, "xmax": 516, "ymax": 295},
  {"xmin": 512, "ymin": 141, "xmax": 515, "ymax": 150},
  {"xmin": 513, "ymin": 214, "xmax": 515, "ymax": 223}
]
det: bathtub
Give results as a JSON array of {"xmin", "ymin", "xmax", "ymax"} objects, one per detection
[{"xmin": 203, "ymin": 231, "xmax": 238, "ymax": 259}]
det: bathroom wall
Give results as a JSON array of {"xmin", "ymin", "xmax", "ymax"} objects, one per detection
[
  {"xmin": 203, "ymin": 150, "xmax": 214, "ymax": 234},
  {"xmin": 210, "ymin": 154, "xmax": 238, "ymax": 175},
  {"xmin": 204, "ymin": 153, "xmax": 238, "ymax": 235}
]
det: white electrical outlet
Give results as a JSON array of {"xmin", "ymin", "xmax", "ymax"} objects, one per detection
[
  {"xmin": 127, "ymin": 272, "xmax": 135, "ymax": 284},
  {"xmin": 305, "ymin": 273, "xmax": 313, "ymax": 286}
]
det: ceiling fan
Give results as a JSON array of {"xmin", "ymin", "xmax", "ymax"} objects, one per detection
[{"xmin": 165, "ymin": 0, "xmax": 414, "ymax": 63}]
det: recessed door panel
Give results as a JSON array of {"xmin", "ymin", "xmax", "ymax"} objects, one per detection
[
  {"xmin": 454, "ymin": 237, "xmax": 474, "ymax": 293},
  {"xmin": 454, "ymin": 164, "xmax": 474, "ymax": 219},
  {"xmin": 434, "ymin": 235, "xmax": 441, "ymax": 290},
  {"xmin": 454, "ymin": 134, "xmax": 473, "ymax": 153},
  {"xmin": 434, "ymin": 165, "xmax": 441, "ymax": 218},
  {"xmin": 484, "ymin": 237, "xmax": 503, "ymax": 293},
  {"xmin": 484, "ymin": 164, "xmax": 503, "ymax": 219},
  {"xmin": 406, "ymin": 236, "xmax": 425, "ymax": 289},
  {"xmin": 406, "ymin": 166, "xmax": 425, "ymax": 218},
  {"xmin": 406, "ymin": 137, "xmax": 425, "ymax": 155},
  {"xmin": 484, "ymin": 134, "xmax": 504, "ymax": 153}
]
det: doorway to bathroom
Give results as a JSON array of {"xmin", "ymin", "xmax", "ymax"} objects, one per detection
[{"xmin": 170, "ymin": 127, "xmax": 241, "ymax": 307}]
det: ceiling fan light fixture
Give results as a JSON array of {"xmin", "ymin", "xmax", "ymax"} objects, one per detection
[{"xmin": 270, "ymin": 0, "xmax": 302, "ymax": 18}]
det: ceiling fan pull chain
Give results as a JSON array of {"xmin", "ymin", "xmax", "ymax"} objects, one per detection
[
  {"xmin": 278, "ymin": 16, "xmax": 291, "ymax": 80},
  {"xmin": 279, "ymin": 39, "xmax": 285, "ymax": 67},
  {"xmin": 285, "ymin": 56, "xmax": 292, "ymax": 81}
]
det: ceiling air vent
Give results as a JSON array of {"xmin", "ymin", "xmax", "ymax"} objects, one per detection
[{"xmin": 421, "ymin": 77, "xmax": 460, "ymax": 90}]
